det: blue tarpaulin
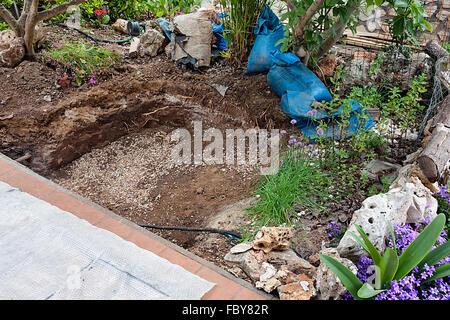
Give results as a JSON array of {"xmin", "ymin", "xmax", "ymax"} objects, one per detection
[
  {"xmin": 244, "ymin": 6, "xmax": 286, "ymax": 75},
  {"xmin": 266, "ymin": 50, "xmax": 374, "ymax": 139}
]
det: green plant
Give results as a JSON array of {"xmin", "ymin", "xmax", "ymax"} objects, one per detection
[
  {"xmin": 244, "ymin": 126, "xmax": 331, "ymax": 240},
  {"xmin": 383, "ymin": 0, "xmax": 432, "ymax": 47},
  {"xmin": 319, "ymin": 213, "xmax": 449, "ymax": 300},
  {"xmin": 442, "ymin": 42, "xmax": 450, "ymax": 53},
  {"xmin": 145, "ymin": 0, "xmax": 200, "ymax": 18},
  {"xmin": 220, "ymin": 0, "xmax": 274, "ymax": 63},
  {"xmin": 381, "ymin": 73, "xmax": 427, "ymax": 145},
  {"xmin": 36, "ymin": 35, "xmax": 124, "ymax": 86},
  {"xmin": 0, "ymin": 20, "xmax": 8, "ymax": 30}
]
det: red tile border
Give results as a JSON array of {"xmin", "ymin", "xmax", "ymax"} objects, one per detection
[
  {"xmin": 94, "ymin": 215, "xmax": 135, "ymax": 240},
  {"xmin": 158, "ymin": 247, "xmax": 203, "ymax": 274},
  {"xmin": 232, "ymin": 287, "xmax": 268, "ymax": 300},
  {"xmin": 0, "ymin": 154, "xmax": 271, "ymax": 301},
  {"xmin": 196, "ymin": 266, "xmax": 243, "ymax": 300},
  {"xmin": 126, "ymin": 230, "xmax": 167, "ymax": 254}
]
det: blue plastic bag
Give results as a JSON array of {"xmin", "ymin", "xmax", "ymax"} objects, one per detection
[
  {"xmin": 212, "ymin": 23, "xmax": 227, "ymax": 51},
  {"xmin": 280, "ymin": 92, "xmax": 374, "ymax": 139},
  {"xmin": 157, "ymin": 18, "xmax": 172, "ymax": 40},
  {"xmin": 244, "ymin": 7, "xmax": 286, "ymax": 75},
  {"xmin": 267, "ymin": 50, "xmax": 333, "ymax": 103}
]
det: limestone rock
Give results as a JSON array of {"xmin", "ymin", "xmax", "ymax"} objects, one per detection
[
  {"xmin": 316, "ymin": 248, "xmax": 357, "ymax": 300},
  {"xmin": 362, "ymin": 159, "xmax": 402, "ymax": 182},
  {"xmin": 277, "ymin": 273, "xmax": 315, "ymax": 300},
  {"xmin": 112, "ymin": 19, "xmax": 129, "ymax": 34},
  {"xmin": 140, "ymin": 28, "xmax": 165, "ymax": 57},
  {"xmin": 253, "ymin": 226, "xmax": 293, "ymax": 253},
  {"xmin": 0, "ymin": 30, "xmax": 25, "ymax": 68},
  {"xmin": 230, "ymin": 241, "xmax": 254, "ymax": 254},
  {"xmin": 337, "ymin": 175, "xmax": 437, "ymax": 259},
  {"xmin": 128, "ymin": 37, "xmax": 140, "ymax": 58},
  {"xmin": 337, "ymin": 191, "xmax": 412, "ymax": 259},
  {"xmin": 225, "ymin": 248, "xmax": 316, "ymax": 291}
]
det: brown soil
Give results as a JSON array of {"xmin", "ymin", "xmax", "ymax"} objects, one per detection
[{"xmin": 0, "ymin": 24, "xmax": 298, "ymax": 274}]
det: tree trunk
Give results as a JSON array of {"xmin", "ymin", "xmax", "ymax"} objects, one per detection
[
  {"xmin": 315, "ymin": 0, "xmax": 361, "ymax": 61},
  {"xmin": 0, "ymin": 0, "xmax": 85, "ymax": 58},
  {"xmin": 418, "ymin": 123, "xmax": 450, "ymax": 184},
  {"xmin": 425, "ymin": 40, "xmax": 449, "ymax": 60}
]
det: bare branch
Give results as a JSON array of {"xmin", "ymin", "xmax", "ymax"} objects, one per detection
[
  {"xmin": 0, "ymin": 3, "xmax": 19, "ymax": 34},
  {"xmin": 36, "ymin": 0, "xmax": 85, "ymax": 22}
]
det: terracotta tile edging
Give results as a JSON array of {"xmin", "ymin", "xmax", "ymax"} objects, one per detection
[{"xmin": 0, "ymin": 153, "xmax": 274, "ymax": 301}]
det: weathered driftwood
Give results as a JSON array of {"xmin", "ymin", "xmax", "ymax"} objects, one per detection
[
  {"xmin": 431, "ymin": 94, "xmax": 450, "ymax": 129},
  {"xmin": 425, "ymin": 40, "xmax": 450, "ymax": 60},
  {"xmin": 418, "ymin": 123, "xmax": 450, "ymax": 183}
]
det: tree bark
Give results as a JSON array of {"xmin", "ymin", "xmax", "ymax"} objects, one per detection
[
  {"xmin": 1, "ymin": 0, "xmax": 85, "ymax": 57},
  {"xmin": 315, "ymin": 0, "xmax": 361, "ymax": 60},
  {"xmin": 418, "ymin": 122, "xmax": 450, "ymax": 184},
  {"xmin": 293, "ymin": 0, "xmax": 325, "ymax": 44},
  {"xmin": 425, "ymin": 40, "xmax": 450, "ymax": 60}
]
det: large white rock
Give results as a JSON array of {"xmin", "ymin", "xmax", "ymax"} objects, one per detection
[
  {"xmin": 316, "ymin": 248, "xmax": 358, "ymax": 300},
  {"xmin": 337, "ymin": 176, "xmax": 437, "ymax": 259}
]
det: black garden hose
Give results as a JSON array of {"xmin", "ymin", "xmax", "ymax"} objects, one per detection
[{"xmin": 139, "ymin": 224, "xmax": 243, "ymax": 240}]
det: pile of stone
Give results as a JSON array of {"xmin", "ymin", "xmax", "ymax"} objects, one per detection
[
  {"xmin": 115, "ymin": 8, "xmax": 215, "ymax": 68},
  {"xmin": 225, "ymin": 226, "xmax": 358, "ymax": 300}
]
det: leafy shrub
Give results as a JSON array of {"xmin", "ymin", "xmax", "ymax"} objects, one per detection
[
  {"xmin": 146, "ymin": 0, "xmax": 200, "ymax": 17},
  {"xmin": 220, "ymin": 0, "xmax": 274, "ymax": 63},
  {"xmin": 381, "ymin": 73, "xmax": 427, "ymax": 135},
  {"xmin": 36, "ymin": 34, "xmax": 124, "ymax": 86}
]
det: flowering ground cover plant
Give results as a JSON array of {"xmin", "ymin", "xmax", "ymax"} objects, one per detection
[
  {"xmin": 320, "ymin": 214, "xmax": 449, "ymax": 300},
  {"xmin": 37, "ymin": 34, "xmax": 124, "ymax": 86}
]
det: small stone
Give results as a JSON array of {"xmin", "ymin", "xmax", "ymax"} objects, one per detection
[
  {"xmin": 230, "ymin": 241, "xmax": 253, "ymax": 254},
  {"xmin": 43, "ymin": 95, "xmax": 52, "ymax": 102}
]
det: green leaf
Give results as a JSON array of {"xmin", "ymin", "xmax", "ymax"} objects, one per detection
[
  {"xmin": 419, "ymin": 241, "xmax": 450, "ymax": 269},
  {"xmin": 376, "ymin": 247, "xmax": 399, "ymax": 289},
  {"xmin": 394, "ymin": 0, "xmax": 409, "ymax": 7},
  {"xmin": 423, "ymin": 20, "xmax": 433, "ymax": 32},
  {"xmin": 387, "ymin": 220, "xmax": 397, "ymax": 253},
  {"xmin": 395, "ymin": 214, "xmax": 445, "ymax": 280},
  {"xmin": 357, "ymin": 283, "xmax": 385, "ymax": 299},
  {"xmin": 319, "ymin": 254, "xmax": 363, "ymax": 300},
  {"xmin": 423, "ymin": 263, "xmax": 450, "ymax": 283},
  {"xmin": 392, "ymin": 16, "xmax": 405, "ymax": 37},
  {"xmin": 375, "ymin": 0, "xmax": 384, "ymax": 6},
  {"xmin": 353, "ymin": 224, "xmax": 382, "ymax": 265}
]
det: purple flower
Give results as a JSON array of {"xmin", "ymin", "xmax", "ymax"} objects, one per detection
[
  {"xmin": 368, "ymin": 81, "xmax": 373, "ymax": 86},
  {"xmin": 343, "ymin": 218, "xmax": 450, "ymax": 300},
  {"xmin": 280, "ymin": 130, "xmax": 287, "ymax": 135},
  {"xmin": 317, "ymin": 128, "xmax": 324, "ymax": 136},
  {"xmin": 290, "ymin": 119, "xmax": 297, "ymax": 125},
  {"xmin": 312, "ymin": 150, "xmax": 318, "ymax": 156},
  {"xmin": 297, "ymin": 141, "xmax": 302, "ymax": 146}
]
